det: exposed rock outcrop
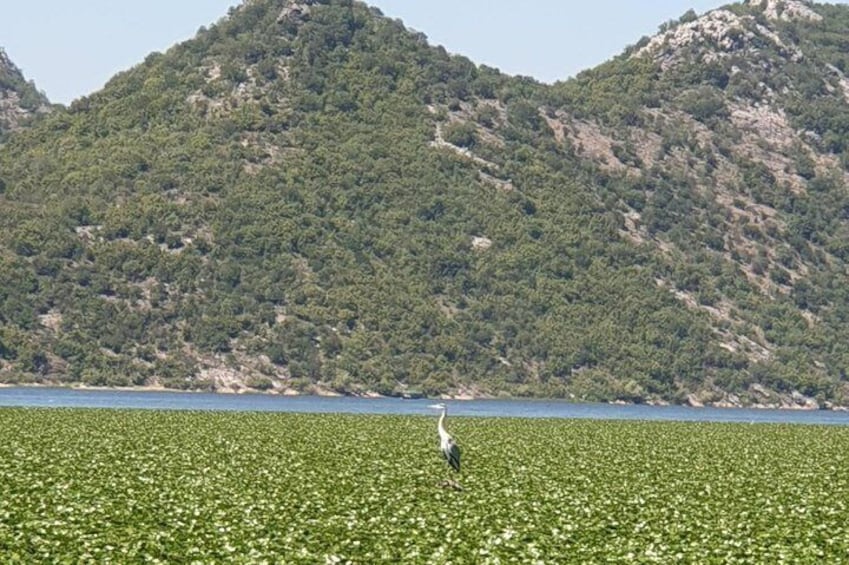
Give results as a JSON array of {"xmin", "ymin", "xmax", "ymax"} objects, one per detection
[
  {"xmin": 0, "ymin": 48, "xmax": 50, "ymax": 136},
  {"xmin": 750, "ymin": 0, "xmax": 823, "ymax": 22}
]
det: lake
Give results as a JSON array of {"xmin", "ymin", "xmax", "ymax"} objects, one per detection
[{"xmin": 1, "ymin": 386, "xmax": 848, "ymax": 425}]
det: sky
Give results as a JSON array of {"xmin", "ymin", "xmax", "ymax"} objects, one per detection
[{"xmin": 0, "ymin": 0, "xmax": 836, "ymax": 105}]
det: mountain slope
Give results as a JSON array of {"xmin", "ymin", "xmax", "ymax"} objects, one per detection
[
  {"xmin": 544, "ymin": 0, "xmax": 849, "ymax": 405},
  {"xmin": 1, "ymin": 0, "xmax": 848, "ymax": 407},
  {"xmin": 0, "ymin": 48, "xmax": 50, "ymax": 137}
]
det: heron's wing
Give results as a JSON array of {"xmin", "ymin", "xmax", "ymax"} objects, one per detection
[{"xmin": 444, "ymin": 439, "xmax": 461, "ymax": 472}]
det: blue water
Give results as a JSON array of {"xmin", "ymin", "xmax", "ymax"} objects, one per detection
[{"xmin": 1, "ymin": 386, "xmax": 848, "ymax": 425}]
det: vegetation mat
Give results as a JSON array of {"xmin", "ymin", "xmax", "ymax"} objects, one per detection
[{"xmin": 1, "ymin": 408, "xmax": 847, "ymax": 562}]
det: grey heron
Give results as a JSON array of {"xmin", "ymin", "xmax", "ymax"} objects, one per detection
[{"xmin": 429, "ymin": 403, "xmax": 460, "ymax": 473}]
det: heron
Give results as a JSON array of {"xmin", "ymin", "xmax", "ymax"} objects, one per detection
[{"xmin": 429, "ymin": 403, "xmax": 460, "ymax": 473}]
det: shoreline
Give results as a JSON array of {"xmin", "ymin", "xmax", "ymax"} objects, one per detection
[{"xmin": 1, "ymin": 382, "xmax": 847, "ymax": 411}]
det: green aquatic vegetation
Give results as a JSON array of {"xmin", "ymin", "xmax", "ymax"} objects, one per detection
[{"xmin": 0, "ymin": 408, "xmax": 848, "ymax": 563}]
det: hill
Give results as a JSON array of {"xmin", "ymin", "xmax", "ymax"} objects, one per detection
[
  {"xmin": 1, "ymin": 0, "xmax": 849, "ymax": 407},
  {"xmin": 0, "ymin": 48, "xmax": 50, "ymax": 138}
]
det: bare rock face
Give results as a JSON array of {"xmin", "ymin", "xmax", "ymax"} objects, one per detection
[
  {"xmin": 0, "ymin": 48, "xmax": 50, "ymax": 136},
  {"xmin": 748, "ymin": 0, "xmax": 823, "ymax": 22},
  {"xmin": 0, "ymin": 49, "xmax": 29, "ymax": 132},
  {"xmin": 635, "ymin": 7, "xmax": 806, "ymax": 71},
  {"xmin": 277, "ymin": 0, "xmax": 317, "ymax": 24}
]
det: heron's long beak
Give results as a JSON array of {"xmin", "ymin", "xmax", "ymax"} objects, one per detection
[{"xmin": 428, "ymin": 404, "xmax": 443, "ymax": 409}]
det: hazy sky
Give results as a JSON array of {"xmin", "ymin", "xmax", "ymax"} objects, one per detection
[{"xmin": 0, "ymin": 0, "xmax": 837, "ymax": 105}]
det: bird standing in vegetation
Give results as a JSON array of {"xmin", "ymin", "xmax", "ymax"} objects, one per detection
[{"xmin": 429, "ymin": 403, "xmax": 461, "ymax": 474}]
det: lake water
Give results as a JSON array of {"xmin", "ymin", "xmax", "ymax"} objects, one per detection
[{"xmin": 1, "ymin": 386, "xmax": 848, "ymax": 425}]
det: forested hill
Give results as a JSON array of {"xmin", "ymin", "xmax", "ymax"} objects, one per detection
[
  {"xmin": 2, "ymin": 0, "xmax": 849, "ymax": 407},
  {"xmin": 0, "ymin": 48, "xmax": 50, "ymax": 138}
]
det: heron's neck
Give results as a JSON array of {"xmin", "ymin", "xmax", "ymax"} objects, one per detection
[{"xmin": 437, "ymin": 408, "xmax": 449, "ymax": 440}]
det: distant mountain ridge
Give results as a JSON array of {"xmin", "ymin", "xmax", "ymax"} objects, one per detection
[{"xmin": 2, "ymin": 0, "xmax": 849, "ymax": 408}]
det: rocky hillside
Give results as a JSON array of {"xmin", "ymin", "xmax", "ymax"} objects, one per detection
[
  {"xmin": 0, "ymin": 48, "xmax": 50, "ymax": 137},
  {"xmin": 1, "ymin": 0, "xmax": 849, "ymax": 407},
  {"xmin": 535, "ymin": 0, "xmax": 849, "ymax": 407}
]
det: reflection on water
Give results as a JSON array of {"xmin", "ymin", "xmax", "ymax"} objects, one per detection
[{"xmin": 0, "ymin": 386, "xmax": 847, "ymax": 425}]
